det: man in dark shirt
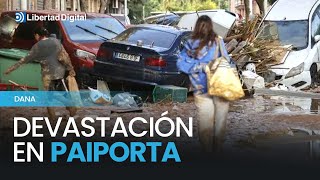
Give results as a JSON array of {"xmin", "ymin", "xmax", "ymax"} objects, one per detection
[{"xmin": 4, "ymin": 27, "xmax": 76, "ymax": 120}]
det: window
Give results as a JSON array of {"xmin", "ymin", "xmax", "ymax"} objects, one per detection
[
  {"xmin": 14, "ymin": 21, "xmax": 38, "ymax": 40},
  {"xmin": 43, "ymin": 21, "xmax": 62, "ymax": 39},
  {"xmin": 37, "ymin": 0, "xmax": 44, "ymax": 10},
  {"xmin": 311, "ymin": 10, "xmax": 320, "ymax": 46},
  {"xmin": 258, "ymin": 20, "xmax": 309, "ymax": 50},
  {"xmin": 62, "ymin": 17, "xmax": 125, "ymax": 42},
  {"xmin": 112, "ymin": 0, "xmax": 119, "ymax": 8},
  {"xmin": 114, "ymin": 27, "xmax": 177, "ymax": 49}
]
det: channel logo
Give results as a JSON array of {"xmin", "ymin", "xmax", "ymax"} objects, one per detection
[{"xmin": 15, "ymin": 12, "xmax": 26, "ymax": 23}]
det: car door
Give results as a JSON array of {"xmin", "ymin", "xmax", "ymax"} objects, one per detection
[
  {"xmin": 43, "ymin": 21, "xmax": 63, "ymax": 40},
  {"xmin": 311, "ymin": 5, "xmax": 320, "ymax": 65},
  {"xmin": 309, "ymin": 4, "xmax": 320, "ymax": 84}
]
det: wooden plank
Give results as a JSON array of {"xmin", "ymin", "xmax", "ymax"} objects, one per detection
[{"xmin": 110, "ymin": 105, "xmax": 143, "ymax": 114}]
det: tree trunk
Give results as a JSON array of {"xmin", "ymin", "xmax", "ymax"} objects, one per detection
[
  {"xmin": 244, "ymin": 0, "xmax": 250, "ymax": 22},
  {"xmin": 268, "ymin": 0, "xmax": 277, "ymax": 5},
  {"xmin": 43, "ymin": 0, "xmax": 52, "ymax": 10},
  {"xmin": 80, "ymin": 0, "xmax": 88, "ymax": 12},
  {"xmin": 105, "ymin": 0, "xmax": 111, "ymax": 14},
  {"xmin": 99, "ymin": 0, "xmax": 107, "ymax": 13}
]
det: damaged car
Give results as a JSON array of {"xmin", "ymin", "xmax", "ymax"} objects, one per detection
[
  {"xmin": 258, "ymin": 0, "xmax": 320, "ymax": 89},
  {"xmin": 94, "ymin": 24, "xmax": 191, "ymax": 88},
  {"xmin": 0, "ymin": 10, "xmax": 126, "ymax": 88}
]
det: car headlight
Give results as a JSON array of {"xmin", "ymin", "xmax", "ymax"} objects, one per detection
[
  {"xmin": 75, "ymin": 49, "xmax": 96, "ymax": 61},
  {"xmin": 285, "ymin": 62, "xmax": 304, "ymax": 79}
]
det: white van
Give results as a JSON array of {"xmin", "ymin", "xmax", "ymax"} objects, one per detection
[{"xmin": 259, "ymin": 0, "xmax": 320, "ymax": 89}]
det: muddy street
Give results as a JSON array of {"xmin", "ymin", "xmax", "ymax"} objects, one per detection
[{"xmin": 1, "ymin": 93, "xmax": 319, "ymax": 156}]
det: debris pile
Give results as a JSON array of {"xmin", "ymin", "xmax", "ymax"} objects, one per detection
[{"xmin": 225, "ymin": 16, "xmax": 292, "ymax": 74}]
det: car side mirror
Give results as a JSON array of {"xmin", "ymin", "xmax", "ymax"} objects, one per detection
[{"xmin": 315, "ymin": 35, "xmax": 320, "ymax": 43}]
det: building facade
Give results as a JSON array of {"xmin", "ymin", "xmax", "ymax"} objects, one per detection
[
  {"xmin": 3, "ymin": 0, "xmax": 125, "ymax": 13},
  {"xmin": 229, "ymin": 0, "xmax": 261, "ymax": 20}
]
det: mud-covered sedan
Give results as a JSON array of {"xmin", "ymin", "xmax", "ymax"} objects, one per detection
[{"xmin": 94, "ymin": 24, "xmax": 191, "ymax": 87}]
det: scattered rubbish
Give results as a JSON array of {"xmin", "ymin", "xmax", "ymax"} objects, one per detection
[
  {"xmin": 97, "ymin": 80, "xmax": 111, "ymax": 97},
  {"xmin": 112, "ymin": 92, "xmax": 142, "ymax": 108},
  {"xmin": 241, "ymin": 70, "xmax": 265, "ymax": 90},
  {"xmin": 88, "ymin": 80, "xmax": 112, "ymax": 105},
  {"xmin": 245, "ymin": 63, "xmax": 256, "ymax": 73},
  {"xmin": 88, "ymin": 87, "xmax": 112, "ymax": 105},
  {"xmin": 225, "ymin": 16, "xmax": 294, "ymax": 89},
  {"xmin": 269, "ymin": 84, "xmax": 289, "ymax": 91},
  {"xmin": 153, "ymin": 85, "xmax": 188, "ymax": 103}
]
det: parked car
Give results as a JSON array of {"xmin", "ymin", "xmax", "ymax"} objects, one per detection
[
  {"xmin": 258, "ymin": 0, "xmax": 320, "ymax": 89},
  {"xmin": 94, "ymin": 24, "xmax": 191, "ymax": 87},
  {"xmin": 0, "ymin": 10, "xmax": 126, "ymax": 87},
  {"xmin": 142, "ymin": 13, "xmax": 180, "ymax": 26}
]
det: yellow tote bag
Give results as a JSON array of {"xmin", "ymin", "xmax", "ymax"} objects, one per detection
[{"xmin": 205, "ymin": 39, "xmax": 245, "ymax": 101}]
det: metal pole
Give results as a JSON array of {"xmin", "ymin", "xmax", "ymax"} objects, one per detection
[
  {"xmin": 263, "ymin": 0, "xmax": 268, "ymax": 14},
  {"xmin": 249, "ymin": 0, "xmax": 253, "ymax": 15},
  {"xmin": 60, "ymin": 0, "xmax": 65, "ymax": 11},
  {"xmin": 124, "ymin": 0, "xmax": 128, "ymax": 16},
  {"xmin": 77, "ymin": 0, "xmax": 81, "ymax": 11},
  {"xmin": 142, "ymin": 5, "xmax": 145, "ymax": 19}
]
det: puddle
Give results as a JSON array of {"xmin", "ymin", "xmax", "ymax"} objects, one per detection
[
  {"xmin": 269, "ymin": 96, "xmax": 320, "ymax": 114},
  {"xmin": 251, "ymin": 89, "xmax": 320, "ymax": 114},
  {"xmin": 231, "ymin": 95, "xmax": 320, "ymax": 115},
  {"xmin": 252, "ymin": 129, "xmax": 320, "ymax": 159}
]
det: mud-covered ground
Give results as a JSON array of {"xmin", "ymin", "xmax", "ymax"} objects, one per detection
[{"xmin": 1, "ymin": 94, "xmax": 319, "ymax": 152}]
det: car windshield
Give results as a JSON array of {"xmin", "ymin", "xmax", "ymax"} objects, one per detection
[
  {"xmin": 62, "ymin": 17, "xmax": 125, "ymax": 42},
  {"xmin": 257, "ymin": 20, "xmax": 309, "ymax": 49},
  {"xmin": 113, "ymin": 15, "xmax": 126, "ymax": 24},
  {"xmin": 114, "ymin": 27, "xmax": 177, "ymax": 49},
  {"xmin": 145, "ymin": 15, "xmax": 179, "ymax": 25}
]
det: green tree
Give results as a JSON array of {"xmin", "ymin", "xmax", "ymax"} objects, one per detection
[
  {"xmin": 128, "ymin": 0, "xmax": 161, "ymax": 23},
  {"xmin": 157, "ymin": 0, "xmax": 217, "ymax": 11},
  {"xmin": 128, "ymin": 0, "xmax": 221, "ymax": 23},
  {"xmin": 196, "ymin": 0, "xmax": 217, "ymax": 11}
]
